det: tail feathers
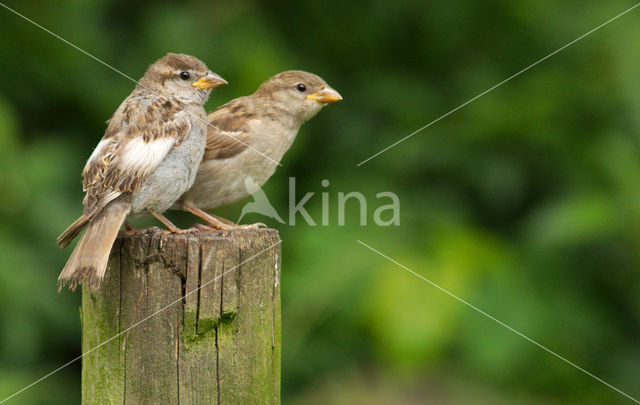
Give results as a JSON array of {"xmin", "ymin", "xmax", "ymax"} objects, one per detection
[
  {"xmin": 58, "ymin": 199, "xmax": 130, "ymax": 292},
  {"xmin": 57, "ymin": 215, "xmax": 90, "ymax": 249}
]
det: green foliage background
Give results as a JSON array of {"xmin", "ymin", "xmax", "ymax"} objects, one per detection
[{"xmin": 0, "ymin": 1, "xmax": 639, "ymax": 403}]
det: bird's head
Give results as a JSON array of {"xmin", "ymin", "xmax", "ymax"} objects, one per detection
[
  {"xmin": 255, "ymin": 70, "xmax": 342, "ymax": 123},
  {"xmin": 140, "ymin": 53, "xmax": 227, "ymax": 105}
]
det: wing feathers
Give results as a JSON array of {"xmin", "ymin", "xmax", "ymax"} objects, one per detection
[
  {"xmin": 204, "ymin": 97, "xmax": 253, "ymax": 160},
  {"xmin": 81, "ymin": 95, "xmax": 190, "ymax": 219}
]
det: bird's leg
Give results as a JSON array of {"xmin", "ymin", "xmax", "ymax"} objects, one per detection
[
  {"xmin": 182, "ymin": 201, "xmax": 234, "ymax": 230},
  {"xmin": 148, "ymin": 210, "xmax": 188, "ymax": 234},
  {"xmin": 119, "ymin": 220, "xmax": 161, "ymax": 236},
  {"xmin": 182, "ymin": 200, "xmax": 265, "ymax": 230},
  {"xmin": 208, "ymin": 213, "xmax": 237, "ymax": 226}
]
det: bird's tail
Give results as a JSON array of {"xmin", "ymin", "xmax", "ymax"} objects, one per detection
[
  {"xmin": 58, "ymin": 199, "xmax": 130, "ymax": 292},
  {"xmin": 57, "ymin": 215, "xmax": 90, "ymax": 249}
]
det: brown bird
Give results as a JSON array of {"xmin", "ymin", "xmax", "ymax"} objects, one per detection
[
  {"xmin": 57, "ymin": 53, "xmax": 227, "ymax": 291},
  {"xmin": 177, "ymin": 70, "xmax": 341, "ymax": 229}
]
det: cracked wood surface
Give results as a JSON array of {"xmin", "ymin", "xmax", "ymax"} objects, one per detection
[{"xmin": 80, "ymin": 229, "xmax": 281, "ymax": 404}]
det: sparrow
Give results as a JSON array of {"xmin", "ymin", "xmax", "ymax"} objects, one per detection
[
  {"xmin": 56, "ymin": 53, "xmax": 227, "ymax": 291},
  {"xmin": 176, "ymin": 70, "xmax": 341, "ymax": 229}
]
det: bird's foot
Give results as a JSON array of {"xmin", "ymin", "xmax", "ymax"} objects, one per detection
[
  {"xmin": 199, "ymin": 221, "xmax": 267, "ymax": 231},
  {"xmin": 167, "ymin": 227, "xmax": 193, "ymax": 234},
  {"xmin": 188, "ymin": 223, "xmax": 217, "ymax": 232},
  {"xmin": 119, "ymin": 226, "xmax": 162, "ymax": 236},
  {"xmin": 236, "ymin": 222, "xmax": 267, "ymax": 229}
]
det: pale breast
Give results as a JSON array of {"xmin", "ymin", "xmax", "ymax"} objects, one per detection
[
  {"xmin": 130, "ymin": 117, "xmax": 207, "ymax": 215},
  {"xmin": 182, "ymin": 120, "xmax": 299, "ymax": 210}
]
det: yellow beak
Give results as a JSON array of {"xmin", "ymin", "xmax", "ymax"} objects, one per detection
[
  {"xmin": 306, "ymin": 87, "xmax": 343, "ymax": 103},
  {"xmin": 192, "ymin": 72, "xmax": 228, "ymax": 89}
]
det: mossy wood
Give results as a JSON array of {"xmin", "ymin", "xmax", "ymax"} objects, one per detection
[{"xmin": 80, "ymin": 229, "xmax": 281, "ymax": 404}]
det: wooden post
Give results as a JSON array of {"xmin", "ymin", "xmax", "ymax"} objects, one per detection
[{"xmin": 80, "ymin": 229, "xmax": 281, "ymax": 404}]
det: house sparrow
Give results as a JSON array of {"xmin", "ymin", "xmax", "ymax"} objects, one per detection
[
  {"xmin": 176, "ymin": 70, "xmax": 341, "ymax": 229},
  {"xmin": 56, "ymin": 53, "xmax": 227, "ymax": 291}
]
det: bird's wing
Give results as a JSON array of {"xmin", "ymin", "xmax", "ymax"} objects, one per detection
[
  {"xmin": 81, "ymin": 95, "xmax": 191, "ymax": 218},
  {"xmin": 203, "ymin": 97, "xmax": 254, "ymax": 160}
]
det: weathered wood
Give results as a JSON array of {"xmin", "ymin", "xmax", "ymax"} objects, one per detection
[{"xmin": 81, "ymin": 229, "xmax": 281, "ymax": 405}]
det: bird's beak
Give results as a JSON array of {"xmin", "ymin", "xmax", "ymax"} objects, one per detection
[
  {"xmin": 192, "ymin": 72, "xmax": 228, "ymax": 89},
  {"xmin": 306, "ymin": 87, "xmax": 343, "ymax": 103}
]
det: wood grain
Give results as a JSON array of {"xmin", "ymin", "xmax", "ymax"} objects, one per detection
[{"xmin": 81, "ymin": 229, "xmax": 281, "ymax": 404}]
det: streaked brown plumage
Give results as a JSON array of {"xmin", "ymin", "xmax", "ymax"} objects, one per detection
[
  {"xmin": 57, "ymin": 53, "xmax": 227, "ymax": 291},
  {"xmin": 177, "ymin": 70, "xmax": 341, "ymax": 229}
]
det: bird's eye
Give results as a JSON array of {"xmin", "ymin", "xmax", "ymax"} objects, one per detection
[
  {"xmin": 179, "ymin": 71, "xmax": 191, "ymax": 80},
  {"xmin": 296, "ymin": 83, "xmax": 307, "ymax": 92}
]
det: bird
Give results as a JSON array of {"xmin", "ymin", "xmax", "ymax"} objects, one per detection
[
  {"xmin": 56, "ymin": 53, "xmax": 227, "ymax": 291},
  {"xmin": 176, "ymin": 70, "xmax": 342, "ymax": 229}
]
